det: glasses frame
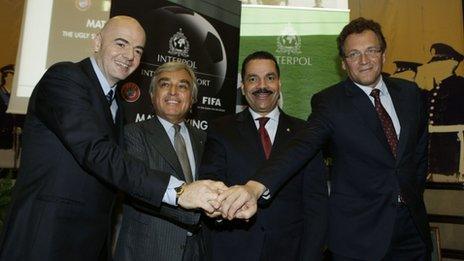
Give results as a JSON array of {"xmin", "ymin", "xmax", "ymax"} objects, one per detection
[{"xmin": 344, "ymin": 47, "xmax": 383, "ymax": 61}]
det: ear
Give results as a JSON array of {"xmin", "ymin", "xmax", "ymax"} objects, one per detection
[
  {"xmin": 341, "ymin": 59, "xmax": 347, "ymax": 71},
  {"xmin": 240, "ymin": 83, "xmax": 245, "ymax": 95},
  {"xmin": 93, "ymin": 33, "xmax": 102, "ymax": 53},
  {"xmin": 381, "ymin": 51, "xmax": 386, "ymax": 65}
]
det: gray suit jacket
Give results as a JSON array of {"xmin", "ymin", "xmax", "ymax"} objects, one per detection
[{"xmin": 114, "ymin": 117, "xmax": 206, "ymax": 261}]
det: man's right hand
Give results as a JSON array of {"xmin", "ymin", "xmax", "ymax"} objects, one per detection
[
  {"xmin": 177, "ymin": 180, "xmax": 227, "ymax": 213},
  {"xmin": 216, "ymin": 180, "xmax": 265, "ymax": 220}
]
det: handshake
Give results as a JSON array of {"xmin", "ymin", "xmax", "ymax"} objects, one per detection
[{"xmin": 177, "ymin": 180, "xmax": 266, "ymax": 220}]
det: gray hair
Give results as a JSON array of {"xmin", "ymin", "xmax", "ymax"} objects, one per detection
[{"xmin": 149, "ymin": 62, "xmax": 198, "ymax": 102}]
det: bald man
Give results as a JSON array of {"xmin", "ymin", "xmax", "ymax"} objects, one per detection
[{"xmin": 0, "ymin": 16, "xmax": 225, "ymax": 261}]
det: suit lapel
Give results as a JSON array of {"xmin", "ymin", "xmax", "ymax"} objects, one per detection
[
  {"xmin": 385, "ymin": 78, "xmax": 409, "ymax": 161},
  {"xmin": 187, "ymin": 125, "xmax": 205, "ymax": 180},
  {"xmin": 345, "ymin": 79, "xmax": 393, "ymax": 157},
  {"xmin": 272, "ymin": 111, "xmax": 293, "ymax": 151},
  {"xmin": 114, "ymin": 89, "xmax": 124, "ymax": 145},
  {"xmin": 143, "ymin": 118, "xmax": 184, "ymax": 179},
  {"xmin": 236, "ymin": 110, "xmax": 267, "ymax": 161},
  {"xmin": 79, "ymin": 58, "xmax": 115, "ymax": 129}
]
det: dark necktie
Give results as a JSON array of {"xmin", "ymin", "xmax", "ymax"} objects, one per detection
[
  {"xmin": 370, "ymin": 89, "xmax": 398, "ymax": 157},
  {"xmin": 258, "ymin": 117, "xmax": 272, "ymax": 159},
  {"xmin": 106, "ymin": 89, "xmax": 114, "ymax": 105},
  {"xmin": 173, "ymin": 124, "xmax": 193, "ymax": 183}
]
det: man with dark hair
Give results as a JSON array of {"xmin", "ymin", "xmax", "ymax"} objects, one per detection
[
  {"xmin": 0, "ymin": 16, "xmax": 225, "ymax": 261},
  {"xmin": 200, "ymin": 51, "xmax": 327, "ymax": 260},
  {"xmin": 219, "ymin": 18, "xmax": 432, "ymax": 260}
]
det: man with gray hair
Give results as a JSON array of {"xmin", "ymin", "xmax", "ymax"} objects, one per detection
[{"xmin": 114, "ymin": 61, "xmax": 208, "ymax": 261}]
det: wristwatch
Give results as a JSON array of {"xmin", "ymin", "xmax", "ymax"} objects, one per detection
[{"xmin": 175, "ymin": 183, "xmax": 185, "ymax": 205}]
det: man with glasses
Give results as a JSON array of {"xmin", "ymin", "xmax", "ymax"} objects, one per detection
[{"xmin": 219, "ymin": 18, "xmax": 432, "ymax": 260}]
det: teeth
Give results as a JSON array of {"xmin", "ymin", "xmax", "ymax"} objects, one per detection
[
  {"xmin": 166, "ymin": 100, "xmax": 179, "ymax": 104},
  {"xmin": 115, "ymin": 61, "xmax": 129, "ymax": 68}
]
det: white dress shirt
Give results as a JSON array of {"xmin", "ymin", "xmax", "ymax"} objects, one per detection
[
  {"xmin": 354, "ymin": 76, "xmax": 401, "ymax": 137},
  {"xmin": 157, "ymin": 116, "xmax": 196, "ymax": 206},
  {"xmin": 249, "ymin": 106, "xmax": 280, "ymax": 199},
  {"xmin": 90, "ymin": 57, "xmax": 117, "ymax": 121},
  {"xmin": 249, "ymin": 106, "xmax": 280, "ymax": 144}
]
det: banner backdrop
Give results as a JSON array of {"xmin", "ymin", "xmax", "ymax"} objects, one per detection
[
  {"xmin": 110, "ymin": 0, "xmax": 241, "ymax": 130},
  {"xmin": 238, "ymin": 5, "xmax": 349, "ymax": 120}
]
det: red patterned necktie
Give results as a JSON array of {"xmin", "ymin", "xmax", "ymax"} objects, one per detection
[
  {"xmin": 370, "ymin": 89, "xmax": 398, "ymax": 157},
  {"xmin": 258, "ymin": 117, "xmax": 272, "ymax": 159}
]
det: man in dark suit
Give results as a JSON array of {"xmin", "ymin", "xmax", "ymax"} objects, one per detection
[
  {"xmin": 199, "ymin": 51, "xmax": 327, "ymax": 260},
  {"xmin": 219, "ymin": 18, "xmax": 432, "ymax": 260},
  {"xmin": 114, "ymin": 62, "xmax": 207, "ymax": 261},
  {"xmin": 0, "ymin": 16, "xmax": 225, "ymax": 261}
]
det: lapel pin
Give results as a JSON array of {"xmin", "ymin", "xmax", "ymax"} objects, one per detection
[{"xmin": 286, "ymin": 128, "xmax": 291, "ymax": 132}]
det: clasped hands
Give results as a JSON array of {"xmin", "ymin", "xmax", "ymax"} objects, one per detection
[{"xmin": 177, "ymin": 180, "xmax": 266, "ymax": 220}]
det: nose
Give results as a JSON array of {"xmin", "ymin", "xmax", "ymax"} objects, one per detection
[
  {"xmin": 123, "ymin": 47, "xmax": 135, "ymax": 60},
  {"xmin": 359, "ymin": 53, "xmax": 369, "ymax": 64},
  {"xmin": 257, "ymin": 78, "xmax": 267, "ymax": 88},
  {"xmin": 168, "ymin": 84, "xmax": 178, "ymax": 95}
]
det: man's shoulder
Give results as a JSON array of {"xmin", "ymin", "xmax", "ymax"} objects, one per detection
[
  {"xmin": 187, "ymin": 122, "xmax": 206, "ymax": 140},
  {"xmin": 280, "ymin": 111, "xmax": 306, "ymax": 127},
  {"xmin": 315, "ymin": 80, "xmax": 347, "ymax": 97},
  {"xmin": 46, "ymin": 58, "xmax": 90, "ymax": 76},
  {"xmin": 124, "ymin": 118, "xmax": 154, "ymax": 136},
  {"xmin": 209, "ymin": 112, "xmax": 239, "ymax": 128},
  {"xmin": 386, "ymin": 76, "xmax": 417, "ymax": 87}
]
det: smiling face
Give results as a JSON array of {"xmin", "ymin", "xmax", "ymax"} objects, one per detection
[
  {"xmin": 341, "ymin": 30, "xmax": 385, "ymax": 88},
  {"xmin": 93, "ymin": 16, "xmax": 146, "ymax": 86},
  {"xmin": 152, "ymin": 69, "xmax": 193, "ymax": 124},
  {"xmin": 241, "ymin": 59, "xmax": 281, "ymax": 116}
]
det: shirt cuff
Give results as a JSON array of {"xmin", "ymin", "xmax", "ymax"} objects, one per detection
[
  {"xmin": 261, "ymin": 188, "xmax": 271, "ymax": 200},
  {"xmin": 162, "ymin": 176, "xmax": 185, "ymax": 206}
]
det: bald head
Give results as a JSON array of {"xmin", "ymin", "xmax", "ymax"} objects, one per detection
[
  {"xmin": 100, "ymin": 16, "xmax": 145, "ymax": 40},
  {"xmin": 93, "ymin": 15, "xmax": 146, "ymax": 86}
]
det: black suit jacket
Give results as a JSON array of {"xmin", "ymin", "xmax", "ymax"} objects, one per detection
[
  {"xmin": 0, "ymin": 58, "xmax": 170, "ymax": 260},
  {"xmin": 114, "ymin": 117, "xmax": 206, "ymax": 261},
  {"xmin": 254, "ymin": 77, "xmax": 431, "ymax": 260},
  {"xmin": 199, "ymin": 109, "xmax": 327, "ymax": 261}
]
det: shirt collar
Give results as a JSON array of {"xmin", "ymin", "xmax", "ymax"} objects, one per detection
[
  {"xmin": 248, "ymin": 106, "xmax": 280, "ymax": 122},
  {"xmin": 354, "ymin": 75, "xmax": 388, "ymax": 97},
  {"xmin": 90, "ymin": 56, "xmax": 114, "ymax": 96},
  {"xmin": 157, "ymin": 115, "xmax": 186, "ymax": 133}
]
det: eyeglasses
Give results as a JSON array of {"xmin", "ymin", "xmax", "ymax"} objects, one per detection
[{"xmin": 344, "ymin": 47, "xmax": 383, "ymax": 61}]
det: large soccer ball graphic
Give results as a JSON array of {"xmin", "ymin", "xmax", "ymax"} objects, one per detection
[{"xmin": 143, "ymin": 6, "xmax": 227, "ymax": 95}]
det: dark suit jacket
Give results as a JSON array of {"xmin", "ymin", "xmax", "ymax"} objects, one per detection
[
  {"xmin": 199, "ymin": 109, "xmax": 327, "ymax": 261},
  {"xmin": 0, "ymin": 58, "xmax": 171, "ymax": 261},
  {"xmin": 254, "ymin": 77, "xmax": 431, "ymax": 260},
  {"xmin": 114, "ymin": 117, "xmax": 206, "ymax": 261}
]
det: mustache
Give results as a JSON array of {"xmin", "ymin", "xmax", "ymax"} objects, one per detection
[{"xmin": 252, "ymin": 88, "xmax": 274, "ymax": 95}]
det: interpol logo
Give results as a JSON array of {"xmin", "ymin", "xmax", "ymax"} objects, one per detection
[
  {"xmin": 168, "ymin": 28, "xmax": 190, "ymax": 58},
  {"xmin": 276, "ymin": 24, "xmax": 301, "ymax": 55},
  {"xmin": 75, "ymin": 0, "xmax": 91, "ymax": 11}
]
